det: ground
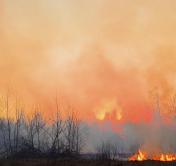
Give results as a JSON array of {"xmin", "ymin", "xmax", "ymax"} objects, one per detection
[{"xmin": 0, "ymin": 159, "xmax": 176, "ymax": 166}]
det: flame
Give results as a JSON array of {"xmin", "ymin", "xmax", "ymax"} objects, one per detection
[
  {"xmin": 129, "ymin": 150, "xmax": 147, "ymax": 161},
  {"xmin": 96, "ymin": 111, "xmax": 106, "ymax": 121},
  {"xmin": 116, "ymin": 111, "xmax": 122, "ymax": 121},
  {"xmin": 158, "ymin": 154, "xmax": 176, "ymax": 161},
  {"xmin": 95, "ymin": 98, "xmax": 123, "ymax": 121},
  {"xmin": 129, "ymin": 150, "xmax": 176, "ymax": 161}
]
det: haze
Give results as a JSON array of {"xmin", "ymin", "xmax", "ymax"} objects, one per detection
[{"xmin": 1, "ymin": 0, "xmax": 176, "ymax": 125}]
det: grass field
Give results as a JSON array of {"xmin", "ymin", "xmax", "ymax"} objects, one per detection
[{"xmin": 0, "ymin": 159, "xmax": 176, "ymax": 166}]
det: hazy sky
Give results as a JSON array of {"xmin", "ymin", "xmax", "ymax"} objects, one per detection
[{"xmin": 1, "ymin": 0, "xmax": 176, "ymax": 124}]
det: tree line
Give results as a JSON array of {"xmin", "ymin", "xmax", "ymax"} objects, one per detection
[
  {"xmin": 0, "ymin": 94, "xmax": 86, "ymax": 159},
  {"xmin": 0, "ymin": 91, "xmax": 145, "ymax": 160}
]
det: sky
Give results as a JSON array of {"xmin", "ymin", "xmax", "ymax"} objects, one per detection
[{"xmin": 1, "ymin": 0, "xmax": 176, "ymax": 126}]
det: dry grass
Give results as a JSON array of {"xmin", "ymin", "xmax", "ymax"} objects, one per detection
[{"xmin": 0, "ymin": 159, "xmax": 176, "ymax": 166}]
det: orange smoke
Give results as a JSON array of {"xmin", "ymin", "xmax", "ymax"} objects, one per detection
[{"xmin": 0, "ymin": 1, "xmax": 176, "ymax": 125}]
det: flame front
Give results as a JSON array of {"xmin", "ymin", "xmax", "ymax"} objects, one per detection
[
  {"xmin": 129, "ymin": 150, "xmax": 146, "ymax": 161},
  {"xmin": 95, "ymin": 98, "xmax": 123, "ymax": 121},
  {"xmin": 129, "ymin": 150, "xmax": 176, "ymax": 161},
  {"xmin": 159, "ymin": 154, "xmax": 176, "ymax": 161}
]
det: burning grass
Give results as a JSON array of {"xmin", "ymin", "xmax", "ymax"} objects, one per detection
[{"xmin": 129, "ymin": 150, "xmax": 176, "ymax": 162}]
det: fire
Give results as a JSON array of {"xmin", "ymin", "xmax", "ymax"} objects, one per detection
[
  {"xmin": 116, "ymin": 111, "xmax": 122, "ymax": 121},
  {"xmin": 96, "ymin": 111, "xmax": 105, "ymax": 121},
  {"xmin": 95, "ymin": 98, "xmax": 123, "ymax": 121},
  {"xmin": 129, "ymin": 150, "xmax": 176, "ymax": 161},
  {"xmin": 159, "ymin": 154, "xmax": 176, "ymax": 161},
  {"xmin": 129, "ymin": 150, "xmax": 146, "ymax": 161}
]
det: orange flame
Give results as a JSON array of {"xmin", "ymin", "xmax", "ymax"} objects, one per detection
[
  {"xmin": 129, "ymin": 150, "xmax": 176, "ymax": 161},
  {"xmin": 129, "ymin": 150, "xmax": 147, "ymax": 161},
  {"xmin": 95, "ymin": 98, "xmax": 123, "ymax": 121},
  {"xmin": 158, "ymin": 154, "xmax": 176, "ymax": 161}
]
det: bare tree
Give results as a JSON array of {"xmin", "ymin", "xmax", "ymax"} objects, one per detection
[
  {"xmin": 0, "ymin": 92, "xmax": 88, "ymax": 159},
  {"xmin": 0, "ymin": 118, "xmax": 8, "ymax": 157},
  {"xmin": 25, "ymin": 113, "xmax": 36, "ymax": 150},
  {"xmin": 34, "ymin": 109, "xmax": 46, "ymax": 151},
  {"xmin": 96, "ymin": 141, "xmax": 119, "ymax": 160},
  {"xmin": 64, "ymin": 109, "xmax": 85, "ymax": 155},
  {"xmin": 64, "ymin": 110, "xmax": 75, "ymax": 153},
  {"xmin": 13, "ymin": 96, "xmax": 24, "ymax": 153},
  {"xmin": 6, "ymin": 93, "xmax": 13, "ymax": 155},
  {"xmin": 50, "ymin": 97, "xmax": 64, "ymax": 155}
]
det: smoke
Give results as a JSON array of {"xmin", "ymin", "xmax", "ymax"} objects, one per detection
[
  {"xmin": 123, "ymin": 118, "xmax": 176, "ymax": 154},
  {"xmin": 1, "ymin": 0, "xmax": 176, "ymax": 154},
  {"xmin": 85, "ymin": 112, "xmax": 176, "ymax": 154}
]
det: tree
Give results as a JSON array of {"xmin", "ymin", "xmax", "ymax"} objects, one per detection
[
  {"xmin": 49, "ymin": 96, "xmax": 64, "ymax": 155},
  {"xmin": 96, "ymin": 141, "xmax": 119, "ymax": 160},
  {"xmin": 64, "ymin": 109, "xmax": 85, "ymax": 155},
  {"xmin": 13, "ymin": 97, "xmax": 24, "ymax": 153}
]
